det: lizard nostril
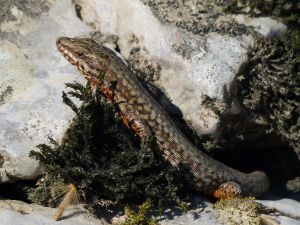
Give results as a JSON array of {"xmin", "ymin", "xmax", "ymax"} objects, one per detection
[{"xmin": 56, "ymin": 39, "xmax": 62, "ymax": 47}]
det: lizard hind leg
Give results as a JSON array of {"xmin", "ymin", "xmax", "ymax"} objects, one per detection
[{"xmin": 213, "ymin": 181, "xmax": 241, "ymax": 199}]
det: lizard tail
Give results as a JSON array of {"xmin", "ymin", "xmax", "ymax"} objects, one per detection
[{"xmin": 240, "ymin": 171, "xmax": 270, "ymax": 197}]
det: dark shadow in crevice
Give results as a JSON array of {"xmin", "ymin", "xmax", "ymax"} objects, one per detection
[{"xmin": 0, "ymin": 180, "xmax": 36, "ymax": 202}]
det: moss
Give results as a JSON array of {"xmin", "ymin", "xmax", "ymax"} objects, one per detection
[
  {"xmin": 121, "ymin": 199, "xmax": 158, "ymax": 225},
  {"xmin": 240, "ymin": 33, "xmax": 300, "ymax": 158},
  {"xmin": 28, "ymin": 82, "xmax": 187, "ymax": 214},
  {"xmin": 214, "ymin": 197, "xmax": 262, "ymax": 225}
]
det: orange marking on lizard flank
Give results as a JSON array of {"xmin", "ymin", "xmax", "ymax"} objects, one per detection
[
  {"xmin": 101, "ymin": 87, "xmax": 115, "ymax": 101},
  {"xmin": 118, "ymin": 112, "xmax": 142, "ymax": 136},
  {"xmin": 119, "ymin": 112, "xmax": 130, "ymax": 129}
]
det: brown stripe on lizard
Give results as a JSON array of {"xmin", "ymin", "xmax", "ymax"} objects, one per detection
[{"xmin": 56, "ymin": 37, "xmax": 270, "ymax": 198}]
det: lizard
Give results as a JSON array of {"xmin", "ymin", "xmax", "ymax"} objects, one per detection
[{"xmin": 56, "ymin": 37, "xmax": 270, "ymax": 199}]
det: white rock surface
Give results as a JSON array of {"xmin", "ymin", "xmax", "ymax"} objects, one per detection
[
  {"xmin": 158, "ymin": 197, "xmax": 221, "ymax": 225},
  {"xmin": 0, "ymin": 198, "xmax": 221, "ymax": 225},
  {"xmin": 2, "ymin": 196, "xmax": 299, "ymax": 225},
  {"xmin": 0, "ymin": 200, "xmax": 106, "ymax": 225},
  {"xmin": 258, "ymin": 195, "xmax": 300, "ymax": 225},
  {"xmin": 235, "ymin": 16, "xmax": 287, "ymax": 38},
  {"xmin": 0, "ymin": 0, "xmax": 91, "ymax": 182}
]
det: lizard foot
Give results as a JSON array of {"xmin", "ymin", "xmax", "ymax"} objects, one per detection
[{"xmin": 213, "ymin": 181, "xmax": 241, "ymax": 199}]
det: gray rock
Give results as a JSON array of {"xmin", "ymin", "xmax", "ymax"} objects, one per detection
[
  {"xmin": 235, "ymin": 16, "xmax": 287, "ymax": 38},
  {"xmin": 0, "ymin": 0, "xmax": 91, "ymax": 182},
  {"xmin": 258, "ymin": 195, "xmax": 300, "ymax": 225}
]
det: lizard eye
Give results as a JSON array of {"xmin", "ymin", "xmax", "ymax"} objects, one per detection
[
  {"xmin": 77, "ymin": 62, "xmax": 85, "ymax": 71},
  {"xmin": 77, "ymin": 51, "xmax": 84, "ymax": 57}
]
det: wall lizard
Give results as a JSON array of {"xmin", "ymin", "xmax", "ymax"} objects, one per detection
[{"xmin": 56, "ymin": 37, "xmax": 269, "ymax": 198}]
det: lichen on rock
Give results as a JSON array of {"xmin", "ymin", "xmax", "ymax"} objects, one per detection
[
  {"xmin": 240, "ymin": 32, "xmax": 300, "ymax": 158},
  {"xmin": 141, "ymin": 0, "xmax": 251, "ymax": 36},
  {"xmin": 286, "ymin": 177, "xmax": 300, "ymax": 193},
  {"xmin": 214, "ymin": 197, "xmax": 262, "ymax": 225},
  {"xmin": 0, "ymin": 86, "xmax": 13, "ymax": 105}
]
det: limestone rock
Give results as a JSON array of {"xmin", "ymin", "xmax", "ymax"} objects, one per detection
[
  {"xmin": 0, "ymin": 0, "xmax": 91, "ymax": 182},
  {"xmin": 257, "ymin": 195, "xmax": 300, "ymax": 225}
]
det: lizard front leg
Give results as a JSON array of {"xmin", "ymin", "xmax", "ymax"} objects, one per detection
[
  {"xmin": 117, "ymin": 102, "xmax": 153, "ymax": 139},
  {"xmin": 212, "ymin": 181, "xmax": 241, "ymax": 199}
]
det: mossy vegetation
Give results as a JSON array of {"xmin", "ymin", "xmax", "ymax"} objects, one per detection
[
  {"xmin": 121, "ymin": 200, "xmax": 158, "ymax": 225},
  {"xmin": 29, "ymin": 82, "xmax": 187, "ymax": 217},
  {"xmin": 240, "ymin": 34, "xmax": 300, "ymax": 158}
]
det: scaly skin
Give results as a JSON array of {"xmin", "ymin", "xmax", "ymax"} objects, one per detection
[{"xmin": 56, "ymin": 37, "xmax": 269, "ymax": 198}]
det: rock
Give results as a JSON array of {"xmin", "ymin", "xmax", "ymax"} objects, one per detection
[
  {"xmin": 257, "ymin": 194, "xmax": 300, "ymax": 225},
  {"xmin": 0, "ymin": 0, "xmax": 296, "ymax": 224},
  {"xmin": 0, "ymin": 198, "xmax": 220, "ymax": 225},
  {"xmin": 1, "ymin": 196, "xmax": 299, "ymax": 225},
  {"xmin": 235, "ymin": 16, "xmax": 287, "ymax": 38},
  {"xmin": 0, "ymin": 0, "xmax": 91, "ymax": 182},
  {"xmin": 0, "ymin": 200, "xmax": 106, "ymax": 225}
]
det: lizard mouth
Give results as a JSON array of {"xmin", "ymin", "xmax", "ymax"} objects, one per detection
[
  {"xmin": 56, "ymin": 37, "xmax": 101, "ymax": 85},
  {"xmin": 56, "ymin": 38, "xmax": 78, "ymax": 66}
]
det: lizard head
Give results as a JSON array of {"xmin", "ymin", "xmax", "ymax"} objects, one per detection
[{"xmin": 56, "ymin": 37, "xmax": 111, "ymax": 82}]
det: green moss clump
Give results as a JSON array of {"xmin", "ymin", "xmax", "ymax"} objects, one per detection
[
  {"xmin": 121, "ymin": 199, "xmax": 158, "ymax": 225},
  {"xmin": 240, "ymin": 32, "xmax": 300, "ymax": 158},
  {"xmin": 29, "ymin": 82, "xmax": 186, "ymax": 214}
]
